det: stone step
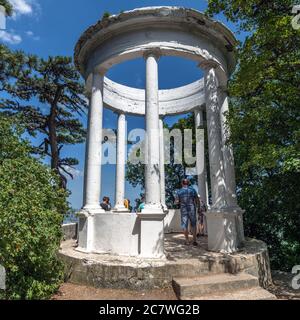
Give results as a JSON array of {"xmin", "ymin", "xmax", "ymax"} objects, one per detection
[
  {"xmin": 181, "ymin": 287, "xmax": 277, "ymax": 300},
  {"xmin": 173, "ymin": 273, "xmax": 259, "ymax": 298}
]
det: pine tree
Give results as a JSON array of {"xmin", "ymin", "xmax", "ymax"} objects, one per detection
[{"xmin": 1, "ymin": 46, "xmax": 88, "ymax": 188}]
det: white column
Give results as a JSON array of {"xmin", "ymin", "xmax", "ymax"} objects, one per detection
[
  {"xmin": 83, "ymin": 72, "xmax": 105, "ymax": 211},
  {"xmin": 159, "ymin": 117, "xmax": 167, "ymax": 210},
  {"xmin": 114, "ymin": 112, "xmax": 128, "ymax": 212},
  {"xmin": 143, "ymin": 51, "xmax": 163, "ymax": 213},
  {"xmin": 201, "ymin": 63, "xmax": 244, "ymax": 252},
  {"xmin": 194, "ymin": 109, "xmax": 208, "ymax": 206},
  {"xmin": 195, "ymin": 109, "xmax": 208, "ymax": 235},
  {"xmin": 203, "ymin": 66, "xmax": 227, "ymax": 210},
  {"xmin": 219, "ymin": 88, "xmax": 245, "ymax": 243},
  {"xmin": 219, "ymin": 89, "xmax": 238, "ymax": 208},
  {"xmin": 78, "ymin": 71, "xmax": 105, "ymax": 253},
  {"xmin": 139, "ymin": 51, "xmax": 165, "ymax": 259}
]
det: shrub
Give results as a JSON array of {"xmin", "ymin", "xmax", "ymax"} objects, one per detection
[{"xmin": 0, "ymin": 116, "xmax": 68, "ymax": 299}]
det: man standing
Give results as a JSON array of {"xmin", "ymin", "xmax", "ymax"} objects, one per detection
[{"xmin": 175, "ymin": 179, "xmax": 200, "ymax": 246}]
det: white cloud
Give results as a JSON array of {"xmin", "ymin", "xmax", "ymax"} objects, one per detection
[
  {"xmin": 26, "ymin": 30, "xmax": 40, "ymax": 40},
  {"xmin": 0, "ymin": 29, "xmax": 22, "ymax": 44},
  {"xmin": 8, "ymin": 0, "xmax": 40, "ymax": 18},
  {"xmin": 0, "ymin": 1, "xmax": 40, "ymax": 45},
  {"xmin": 9, "ymin": 0, "xmax": 32, "ymax": 15}
]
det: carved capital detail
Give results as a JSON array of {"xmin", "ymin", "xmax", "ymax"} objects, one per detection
[{"xmin": 198, "ymin": 59, "xmax": 219, "ymax": 70}]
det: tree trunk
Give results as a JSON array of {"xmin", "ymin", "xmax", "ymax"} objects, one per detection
[
  {"xmin": 48, "ymin": 103, "xmax": 59, "ymax": 171},
  {"xmin": 48, "ymin": 86, "xmax": 65, "ymax": 188}
]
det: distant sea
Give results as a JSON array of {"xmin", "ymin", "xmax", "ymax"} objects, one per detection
[{"xmin": 63, "ymin": 210, "xmax": 79, "ymax": 224}]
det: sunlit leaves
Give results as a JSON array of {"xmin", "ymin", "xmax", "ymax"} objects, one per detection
[
  {"xmin": 207, "ymin": 0, "xmax": 300, "ymax": 270},
  {"xmin": 0, "ymin": 116, "xmax": 68, "ymax": 299}
]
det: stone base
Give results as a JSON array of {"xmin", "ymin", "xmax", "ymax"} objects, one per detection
[
  {"xmin": 59, "ymin": 234, "xmax": 273, "ymax": 290},
  {"xmin": 77, "ymin": 209, "xmax": 246, "ymax": 256},
  {"xmin": 79, "ymin": 211, "xmax": 140, "ymax": 256},
  {"xmin": 206, "ymin": 209, "xmax": 245, "ymax": 253},
  {"xmin": 77, "ymin": 210, "xmax": 167, "ymax": 258},
  {"xmin": 164, "ymin": 209, "xmax": 182, "ymax": 233},
  {"xmin": 138, "ymin": 210, "xmax": 166, "ymax": 259},
  {"xmin": 112, "ymin": 206, "xmax": 129, "ymax": 213}
]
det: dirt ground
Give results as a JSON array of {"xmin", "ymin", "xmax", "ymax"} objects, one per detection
[
  {"xmin": 268, "ymin": 271, "xmax": 300, "ymax": 300},
  {"xmin": 52, "ymin": 283, "xmax": 177, "ymax": 300}
]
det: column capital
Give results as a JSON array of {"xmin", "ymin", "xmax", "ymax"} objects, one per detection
[
  {"xmin": 93, "ymin": 66, "xmax": 107, "ymax": 77},
  {"xmin": 194, "ymin": 107, "xmax": 203, "ymax": 114},
  {"xmin": 91, "ymin": 70, "xmax": 104, "ymax": 90},
  {"xmin": 143, "ymin": 48, "xmax": 162, "ymax": 61},
  {"xmin": 198, "ymin": 59, "xmax": 219, "ymax": 71},
  {"xmin": 113, "ymin": 111, "xmax": 126, "ymax": 118},
  {"xmin": 194, "ymin": 108, "xmax": 205, "ymax": 128}
]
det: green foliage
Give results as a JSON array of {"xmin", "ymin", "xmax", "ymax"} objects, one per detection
[
  {"xmin": 0, "ymin": 46, "xmax": 88, "ymax": 188},
  {"xmin": 0, "ymin": 45, "xmax": 31, "ymax": 86},
  {"xmin": 207, "ymin": 0, "xmax": 300, "ymax": 270},
  {"xmin": 0, "ymin": 115, "xmax": 68, "ymax": 299},
  {"xmin": 102, "ymin": 12, "xmax": 111, "ymax": 19},
  {"xmin": 126, "ymin": 114, "xmax": 200, "ymax": 208},
  {"xmin": 0, "ymin": 0, "xmax": 13, "ymax": 16}
]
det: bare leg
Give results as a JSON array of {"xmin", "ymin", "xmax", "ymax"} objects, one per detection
[
  {"xmin": 192, "ymin": 227, "xmax": 197, "ymax": 243},
  {"xmin": 199, "ymin": 223, "xmax": 204, "ymax": 236},
  {"xmin": 188, "ymin": 221, "xmax": 192, "ymax": 235},
  {"xmin": 183, "ymin": 229, "xmax": 189, "ymax": 244},
  {"xmin": 197, "ymin": 223, "xmax": 201, "ymax": 236}
]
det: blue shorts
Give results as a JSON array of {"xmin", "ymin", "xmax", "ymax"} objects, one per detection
[{"xmin": 181, "ymin": 205, "xmax": 197, "ymax": 230}]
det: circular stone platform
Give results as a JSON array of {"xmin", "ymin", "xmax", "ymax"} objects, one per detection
[{"xmin": 59, "ymin": 234, "xmax": 272, "ymax": 290}]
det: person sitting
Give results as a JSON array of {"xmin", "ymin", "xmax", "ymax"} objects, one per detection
[
  {"xmin": 124, "ymin": 199, "xmax": 133, "ymax": 212},
  {"xmin": 100, "ymin": 196, "xmax": 112, "ymax": 211},
  {"xmin": 137, "ymin": 195, "xmax": 145, "ymax": 213},
  {"xmin": 128, "ymin": 199, "xmax": 133, "ymax": 213}
]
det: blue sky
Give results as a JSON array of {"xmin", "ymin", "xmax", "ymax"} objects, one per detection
[{"xmin": 0, "ymin": 0, "xmax": 243, "ymax": 210}]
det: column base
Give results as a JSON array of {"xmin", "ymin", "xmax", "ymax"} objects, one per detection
[
  {"xmin": 138, "ymin": 209, "xmax": 166, "ymax": 259},
  {"xmin": 162, "ymin": 204, "xmax": 169, "ymax": 213},
  {"xmin": 112, "ymin": 205, "xmax": 129, "ymax": 213},
  {"xmin": 80, "ymin": 205, "xmax": 106, "ymax": 215},
  {"xmin": 77, "ymin": 206, "xmax": 105, "ymax": 253},
  {"xmin": 142, "ymin": 204, "xmax": 165, "ymax": 215},
  {"xmin": 78, "ymin": 210, "xmax": 140, "ymax": 256},
  {"xmin": 205, "ymin": 207, "xmax": 245, "ymax": 253}
]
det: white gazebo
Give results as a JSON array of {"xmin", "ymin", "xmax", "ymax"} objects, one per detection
[{"xmin": 74, "ymin": 7, "xmax": 245, "ymax": 259}]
